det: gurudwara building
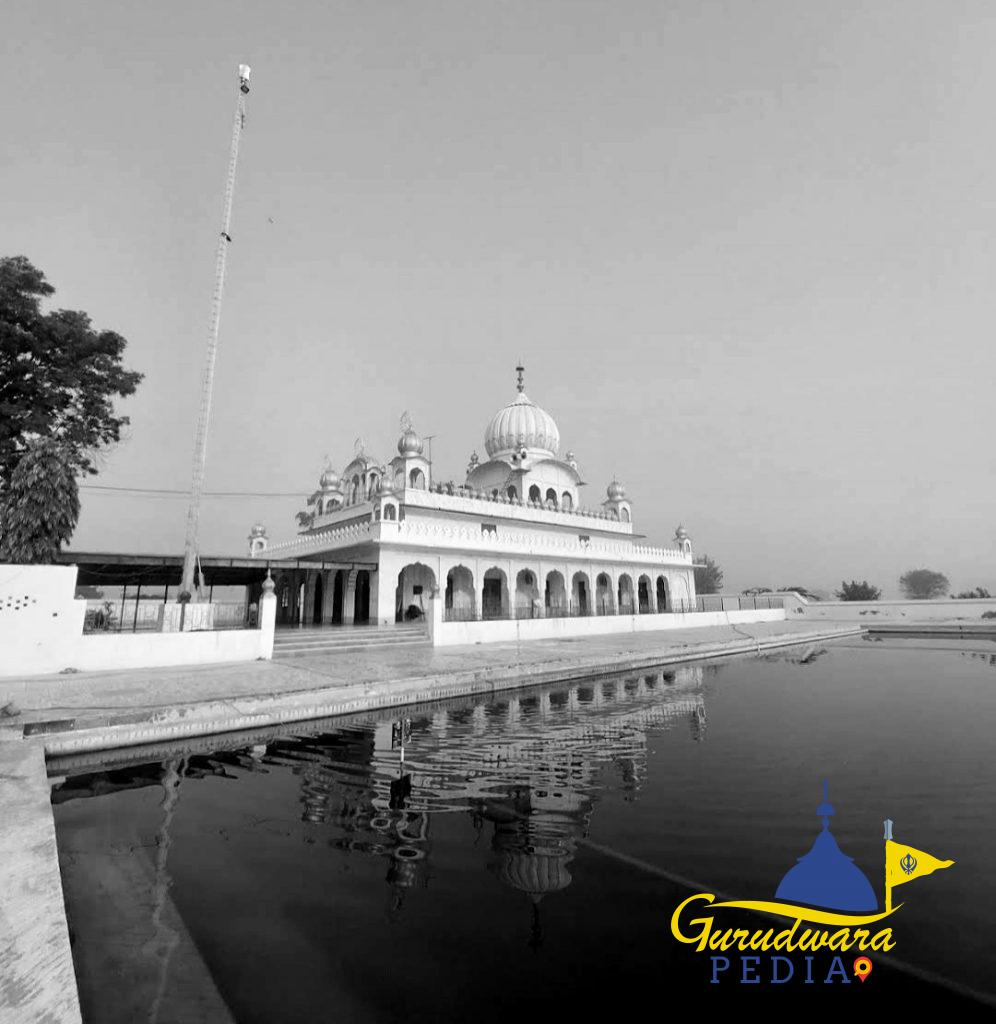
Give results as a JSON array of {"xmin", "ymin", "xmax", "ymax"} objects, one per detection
[{"xmin": 248, "ymin": 368, "xmax": 698, "ymax": 635}]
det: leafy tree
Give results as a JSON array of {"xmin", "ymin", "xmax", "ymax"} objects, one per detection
[
  {"xmin": 835, "ymin": 580, "xmax": 881, "ymax": 601},
  {"xmin": 953, "ymin": 587, "xmax": 991, "ymax": 599},
  {"xmin": 694, "ymin": 554, "xmax": 724, "ymax": 595},
  {"xmin": 0, "ymin": 439, "xmax": 80, "ymax": 563},
  {"xmin": 899, "ymin": 569, "xmax": 949, "ymax": 600},
  {"xmin": 0, "ymin": 255, "xmax": 142, "ymax": 487}
]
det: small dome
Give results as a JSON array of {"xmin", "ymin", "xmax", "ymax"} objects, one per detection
[
  {"xmin": 249, "ymin": 523, "xmax": 267, "ymax": 538},
  {"xmin": 485, "ymin": 392, "xmax": 560, "ymax": 459},
  {"xmin": 675, "ymin": 524, "xmax": 689, "ymax": 540},
  {"xmin": 398, "ymin": 428, "xmax": 424, "ymax": 456},
  {"xmin": 607, "ymin": 480, "xmax": 626, "ymax": 501},
  {"xmin": 320, "ymin": 468, "xmax": 340, "ymax": 489}
]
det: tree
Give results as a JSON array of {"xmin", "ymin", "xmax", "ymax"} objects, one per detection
[
  {"xmin": 694, "ymin": 554, "xmax": 724, "ymax": 595},
  {"xmin": 899, "ymin": 569, "xmax": 949, "ymax": 600},
  {"xmin": 0, "ymin": 255, "xmax": 142, "ymax": 487},
  {"xmin": 780, "ymin": 585, "xmax": 818, "ymax": 599},
  {"xmin": 0, "ymin": 439, "xmax": 80, "ymax": 563},
  {"xmin": 835, "ymin": 580, "xmax": 881, "ymax": 601},
  {"xmin": 953, "ymin": 587, "xmax": 991, "ymax": 599}
]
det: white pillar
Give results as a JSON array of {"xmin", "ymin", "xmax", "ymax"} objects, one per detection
[{"xmin": 259, "ymin": 575, "xmax": 277, "ymax": 659}]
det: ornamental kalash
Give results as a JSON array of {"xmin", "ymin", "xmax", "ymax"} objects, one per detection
[{"xmin": 247, "ymin": 367, "xmax": 750, "ymax": 645}]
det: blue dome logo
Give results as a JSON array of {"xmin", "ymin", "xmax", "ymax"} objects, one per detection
[{"xmin": 774, "ymin": 780, "xmax": 878, "ymax": 913}]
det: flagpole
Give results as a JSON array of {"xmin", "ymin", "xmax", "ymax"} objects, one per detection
[{"xmin": 884, "ymin": 818, "xmax": 893, "ymax": 913}]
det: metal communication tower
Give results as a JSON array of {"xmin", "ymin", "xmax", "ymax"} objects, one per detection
[{"xmin": 180, "ymin": 64, "xmax": 252, "ymax": 598}]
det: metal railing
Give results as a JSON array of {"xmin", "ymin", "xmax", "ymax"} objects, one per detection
[{"xmin": 82, "ymin": 599, "xmax": 255, "ymax": 634}]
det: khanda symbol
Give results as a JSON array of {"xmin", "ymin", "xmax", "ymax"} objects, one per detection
[{"xmin": 900, "ymin": 852, "xmax": 918, "ymax": 875}]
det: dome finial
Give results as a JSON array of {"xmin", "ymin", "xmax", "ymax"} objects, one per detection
[
  {"xmin": 817, "ymin": 778, "xmax": 835, "ymax": 828},
  {"xmin": 516, "ymin": 363, "xmax": 525, "ymax": 393}
]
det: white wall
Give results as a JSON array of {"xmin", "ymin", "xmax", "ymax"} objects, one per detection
[
  {"xmin": 1, "ymin": 564, "xmax": 276, "ymax": 678},
  {"xmin": 771, "ymin": 592, "xmax": 996, "ymax": 622},
  {"xmin": 428, "ymin": 603, "xmax": 785, "ymax": 647}
]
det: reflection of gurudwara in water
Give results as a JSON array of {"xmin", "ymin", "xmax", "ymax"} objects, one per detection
[
  {"xmin": 481, "ymin": 786, "xmax": 591, "ymax": 950},
  {"xmin": 775, "ymin": 780, "xmax": 878, "ymax": 913}
]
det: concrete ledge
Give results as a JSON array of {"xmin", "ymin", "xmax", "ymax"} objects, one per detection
[
  {"xmin": 431, "ymin": 607, "xmax": 784, "ymax": 646},
  {"xmin": 867, "ymin": 623, "xmax": 996, "ymax": 638},
  {"xmin": 34, "ymin": 626, "xmax": 862, "ymax": 757},
  {"xmin": 0, "ymin": 741, "xmax": 82, "ymax": 1023}
]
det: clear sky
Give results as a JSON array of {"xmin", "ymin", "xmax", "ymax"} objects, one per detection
[{"xmin": 3, "ymin": 0, "xmax": 994, "ymax": 596}]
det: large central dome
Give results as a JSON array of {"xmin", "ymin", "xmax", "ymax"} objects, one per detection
[{"xmin": 484, "ymin": 391, "xmax": 560, "ymax": 459}]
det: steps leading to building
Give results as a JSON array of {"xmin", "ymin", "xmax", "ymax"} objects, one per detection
[{"xmin": 272, "ymin": 623, "xmax": 429, "ymax": 658}]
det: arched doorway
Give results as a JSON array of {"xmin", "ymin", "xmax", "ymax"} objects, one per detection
[
  {"xmin": 353, "ymin": 570, "xmax": 370, "ymax": 624},
  {"xmin": 515, "ymin": 568, "xmax": 539, "ymax": 618},
  {"xmin": 445, "ymin": 565, "xmax": 475, "ymax": 621},
  {"xmin": 656, "ymin": 576, "xmax": 669, "ymax": 613},
  {"xmin": 545, "ymin": 571, "xmax": 567, "ymax": 617},
  {"xmin": 396, "ymin": 564, "xmax": 436, "ymax": 622},
  {"xmin": 313, "ymin": 573, "xmax": 324, "ymax": 624},
  {"xmin": 638, "ymin": 575, "xmax": 652, "ymax": 614},
  {"xmin": 571, "ymin": 572, "xmax": 590, "ymax": 616},
  {"xmin": 618, "ymin": 574, "xmax": 635, "ymax": 615},
  {"xmin": 482, "ymin": 567, "xmax": 509, "ymax": 620},
  {"xmin": 596, "ymin": 573, "xmax": 614, "ymax": 615}
]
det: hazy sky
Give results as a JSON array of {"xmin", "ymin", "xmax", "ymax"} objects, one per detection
[{"xmin": 3, "ymin": 0, "xmax": 994, "ymax": 595}]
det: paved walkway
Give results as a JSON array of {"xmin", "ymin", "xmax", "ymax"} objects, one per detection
[
  {"xmin": 0, "ymin": 621, "xmax": 855, "ymax": 737},
  {"xmin": 0, "ymin": 740, "xmax": 82, "ymax": 1024}
]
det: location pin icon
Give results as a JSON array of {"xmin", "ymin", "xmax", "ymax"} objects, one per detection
[{"xmin": 853, "ymin": 957, "xmax": 873, "ymax": 983}]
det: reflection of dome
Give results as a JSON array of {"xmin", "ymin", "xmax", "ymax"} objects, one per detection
[
  {"xmin": 398, "ymin": 428, "xmax": 423, "ymax": 456},
  {"xmin": 607, "ymin": 480, "xmax": 626, "ymax": 500},
  {"xmin": 775, "ymin": 782, "xmax": 877, "ymax": 912},
  {"xmin": 249, "ymin": 523, "xmax": 267, "ymax": 538},
  {"xmin": 491, "ymin": 849, "xmax": 573, "ymax": 898},
  {"xmin": 320, "ymin": 468, "xmax": 340, "ymax": 489},
  {"xmin": 485, "ymin": 392, "xmax": 560, "ymax": 458}
]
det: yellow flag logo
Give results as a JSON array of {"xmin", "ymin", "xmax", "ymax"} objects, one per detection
[{"xmin": 886, "ymin": 839, "xmax": 954, "ymax": 890}]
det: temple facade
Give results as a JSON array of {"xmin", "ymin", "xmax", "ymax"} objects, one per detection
[{"xmin": 248, "ymin": 368, "xmax": 697, "ymax": 629}]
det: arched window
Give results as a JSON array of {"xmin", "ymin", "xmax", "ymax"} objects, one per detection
[
  {"xmin": 368, "ymin": 474, "xmax": 379, "ymax": 497},
  {"xmin": 561, "ymin": 491, "xmax": 573, "ymax": 512},
  {"xmin": 545, "ymin": 488, "xmax": 558, "ymax": 509},
  {"xmin": 621, "ymin": 507, "xmax": 630, "ymax": 522},
  {"xmin": 492, "ymin": 488, "xmax": 499, "ymax": 498},
  {"xmin": 409, "ymin": 468, "xmax": 426, "ymax": 489},
  {"xmin": 507, "ymin": 486, "xmax": 518, "ymax": 500},
  {"xmin": 383, "ymin": 503, "xmax": 397, "ymax": 521},
  {"xmin": 528, "ymin": 484, "xmax": 541, "ymax": 503},
  {"xmin": 351, "ymin": 475, "xmax": 360, "ymax": 504}
]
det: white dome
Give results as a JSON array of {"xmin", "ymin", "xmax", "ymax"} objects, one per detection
[
  {"xmin": 398, "ymin": 428, "xmax": 423, "ymax": 456},
  {"xmin": 484, "ymin": 392, "xmax": 560, "ymax": 459}
]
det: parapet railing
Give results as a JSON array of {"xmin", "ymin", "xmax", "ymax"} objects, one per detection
[{"xmin": 252, "ymin": 516, "xmax": 692, "ymax": 566}]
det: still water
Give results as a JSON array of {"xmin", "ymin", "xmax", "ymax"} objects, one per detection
[{"xmin": 52, "ymin": 638, "xmax": 996, "ymax": 1021}]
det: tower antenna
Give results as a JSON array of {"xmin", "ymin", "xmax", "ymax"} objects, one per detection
[{"xmin": 180, "ymin": 64, "xmax": 252, "ymax": 598}]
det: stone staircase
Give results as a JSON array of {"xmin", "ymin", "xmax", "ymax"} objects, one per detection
[{"xmin": 272, "ymin": 622, "xmax": 430, "ymax": 658}]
